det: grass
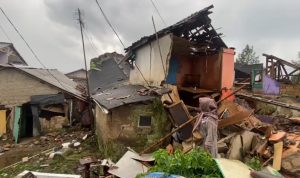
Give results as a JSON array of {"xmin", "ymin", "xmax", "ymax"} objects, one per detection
[{"xmin": 0, "ymin": 135, "xmax": 102, "ymax": 178}]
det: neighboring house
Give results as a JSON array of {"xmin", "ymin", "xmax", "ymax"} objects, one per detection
[
  {"xmin": 93, "ymin": 85, "xmax": 169, "ymax": 150},
  {"xmin": 234, "ymin": 63, "xmax": 264, "ymax": 92},
  {"xmin": 124, "ymin": 5, "xmax": 234, "ymax": 103},
  {"xmin": 89, "ymin": 52, "xmax": 129, "ymax": 94},
  {"xmin": 0, "ymin": 42, "xmax": 27, "ymax": 66},
  {"xmin": 0, "ymin": 65, "xmax": 86, "ymax": 143},
  {"xmin": 66, "ymin": 68, "xmax": 87, "ymax": 88}
]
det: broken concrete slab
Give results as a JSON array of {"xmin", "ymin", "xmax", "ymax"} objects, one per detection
[
  {"xmin": 215, "ymin": 158, "xmax": 252, "ymax": 178},
  {"xmin": 227, "ymin": 131, "xmax": 256, "ymax": 160},
  {"xmin": 282, "ymin": 150, "xmax": 300, "ymax": 177}
]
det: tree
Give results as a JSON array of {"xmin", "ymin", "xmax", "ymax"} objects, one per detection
[{"xmin": 236, "ymin": 45, "xmax": 260, "ymax": 65}]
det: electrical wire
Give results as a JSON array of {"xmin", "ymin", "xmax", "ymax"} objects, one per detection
[
  {"xmin": 82, "ymin": 28, "xmax": 101, "ymax": 56},
  {"xmin": 95, "ymin": 0, "xmax": 125, "ymax": 48},
  {"xmin": 0, "ymin": 7, "xmax": 68, "ymax": 91},
  {"xmin": 149, "ymin": 0, "xmax": 166, "ymax": 26}
]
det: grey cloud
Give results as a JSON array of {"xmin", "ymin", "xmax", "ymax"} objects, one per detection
[{"xmin": 0, "ymin": 0, "xmax": 299, "ymax": 72}]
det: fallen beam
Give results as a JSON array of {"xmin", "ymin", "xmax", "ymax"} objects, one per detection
[{"xmin": 236, "ymin": 93, "xmax": 300, "ymax": 111}]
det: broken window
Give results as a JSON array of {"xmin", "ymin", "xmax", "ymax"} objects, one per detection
[{"xmin": 138, "ymin": 116, "xmax": 152, "ymax": 127}]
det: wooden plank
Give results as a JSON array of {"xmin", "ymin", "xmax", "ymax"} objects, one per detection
[
  {"xmin": 0, "ymin": 110, "xmax": 6, "ymax": 134},
  {"xmin": 273, "ymin": 141, "xmax": 283, "ymax": 170},
  {"xmin": 218, "ymin": 111, "xmax": 251, "ymax": 129}
]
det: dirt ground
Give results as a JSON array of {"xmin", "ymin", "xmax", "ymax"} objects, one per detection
[{"xmin": 0, "ymin": 127, "xmax": 101, "ymax": 177}]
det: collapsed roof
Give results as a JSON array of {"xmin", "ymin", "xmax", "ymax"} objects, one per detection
[
  {"xmin": 125, "ymin": 5, "xmax": 227, "ymax": 53},
  {"xmin": 93, "ymin": 85, "xmax": 155, "ymax": 110}
]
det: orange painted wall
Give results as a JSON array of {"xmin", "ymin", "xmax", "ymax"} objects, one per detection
[{"xmin": 221, "ymin": 48, "xmax": 235, "ymax": 90}]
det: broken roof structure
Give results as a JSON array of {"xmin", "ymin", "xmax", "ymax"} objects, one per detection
[
  {"xmin": 93, "ymin": 85, "xmax": 155, "ymax": 110},
  {"xmin": 125, "ymin": 5, "xmax": 226, "ymax": 53},
  {"xmin": 89, "ymin": 52, "xmax": 130, "ymax": 94},
  {"xmin": 123, "ymin": 5, "xmax": 234, "ymax": 91},
  {"xmin": 0, "ymin": 42, "xmax": 27, "ymax": 66},
  {"xmin": 263, "ymin": 53, "xmax": 300, "ymax": 83}
]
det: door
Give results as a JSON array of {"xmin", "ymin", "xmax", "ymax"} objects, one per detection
[
  {"xmin": 13, "ymin": 106, "xmax": 21, "ymax": 143},
  {"xmin": 0, "ymin": 110, "xmax": 6, "ymax": 135}
]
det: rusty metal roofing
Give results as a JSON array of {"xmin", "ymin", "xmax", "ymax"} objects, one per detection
[
  {"xmin": 92, "ymin": 85, "xmax": 156, "ymax": 110},
  {"xmin": 125, "ymin": 5, "xmax": 226, "ymax": 52}
]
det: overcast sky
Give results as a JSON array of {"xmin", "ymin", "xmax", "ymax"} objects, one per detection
[{"xmin": 0, "ymin": 0, "xmax": 299, "ymax": 73}]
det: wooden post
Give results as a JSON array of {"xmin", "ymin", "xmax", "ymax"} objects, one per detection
[{"xmin": 139, "ymin": 115, "xmax": 198, "ymax": 155}]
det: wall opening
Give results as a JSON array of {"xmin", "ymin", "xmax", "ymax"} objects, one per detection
[{"xmin": 138, "ymin": 115, "xmax": 152, "ymax": 127}]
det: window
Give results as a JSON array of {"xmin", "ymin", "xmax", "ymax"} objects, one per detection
[{"xmin": 138, "ymin": 116, "xmax": 152, "ymax": 127}]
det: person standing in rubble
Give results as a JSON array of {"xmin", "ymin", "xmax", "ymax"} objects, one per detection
[
  {"xmin": 166, "ymin": 97, "xmax": 219, "ymax": 158},
  {"xmin": 194, "ymin": 97, "xmax": 219, "ymax": 158}
]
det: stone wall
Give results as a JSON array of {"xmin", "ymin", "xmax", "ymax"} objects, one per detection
[
  {"xmin": 95, "ymin": 100, "xmax": 170, "ymax": 151},
  {"xmin": 39, "ymin": 116, "xmax": 68, "ymax": 132}
]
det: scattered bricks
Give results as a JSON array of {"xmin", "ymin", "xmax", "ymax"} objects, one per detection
[
  {"xmin": 269, "ymin": 131, "xmax": 287, "ymax": 143},
  {"xmin": 282, "ymin": 161, "xmax": 293, "ymax": 171},
  {"xmin": 288, "ymin": 117, "xmax": 300, "ymax": 125},
  {"xmin": 291, "ymin": 157, "xmax": 300, "ymax": 167},
  {"xmin": 22, "ymin": 157, "xmax": 29, "ymax": 163},
  {"xmin": 282, "ymin": 151, "xmax": 300, "ymax": 177}
]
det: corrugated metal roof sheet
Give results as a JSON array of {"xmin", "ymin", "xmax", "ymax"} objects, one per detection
[
  {"xmin": 89, "ymin": 57, "xmax": 130, "ymax": 94},
  {"xmin": 18, "ymin": 67, "xmax": 85, "ymax": 100},
  {"xmin": 92, "ymin": 85, "xmax": 155, "ymax": 110}
]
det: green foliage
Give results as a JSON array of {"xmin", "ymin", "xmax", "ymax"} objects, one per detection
[
  {"xmin": 246, "ymin": 156, "xmax": 262, "ymax": 171},
  {"xmin": 236, "ymin": 45, "xmax": 260, "ymax": 65},
  {"xmin": 146, "ymin": 149, "xmax": 222, "ymax": 178}
]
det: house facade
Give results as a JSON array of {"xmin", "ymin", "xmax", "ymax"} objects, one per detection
[{"xmin": 0, "ymin": 65, "xmax": 86, "ymax": 143}]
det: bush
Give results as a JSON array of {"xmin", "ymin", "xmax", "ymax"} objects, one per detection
[{"xmin": 145, "ymin": 148, "xmax": 222, "ymax": 178}]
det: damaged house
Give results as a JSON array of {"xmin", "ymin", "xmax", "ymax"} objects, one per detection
[
  {"xmin": 93, "ymin": 5, "xmax": 235, "ymax": 150},
  {"xmin": 89, "ymin": 52, "xmax": 129, "ymax": 94},
  {"xmin": 0, "ymin": 64, "xmax": 86, "ymax": 143}
]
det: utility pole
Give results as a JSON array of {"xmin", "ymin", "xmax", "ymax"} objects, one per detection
[{"xmin": 77, "ymin": 8, "xmax": 94, "ymax": 128}]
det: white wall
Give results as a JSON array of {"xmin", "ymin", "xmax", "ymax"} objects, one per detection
[{"xmin": 129, "ymin": 34, "xmax": 173, "ymax": 86}]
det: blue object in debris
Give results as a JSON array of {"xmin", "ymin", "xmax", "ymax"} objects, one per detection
[{"xmin": 144, "ymin": 172, "xmax": 185, "ymax": 178}]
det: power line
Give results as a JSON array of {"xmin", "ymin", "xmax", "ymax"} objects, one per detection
[
  {"xmin": 95, "ymin": 0, "xmax": 125, "ymax": 48},
  {"xmin": 82, "ymin": 27, "xmax": 101, "ymax": 56},
  {"xmin": 0, "ymin": 21, "xmax": 11, "ymax": 42},
  {"xmin": 0, "ymin": 7, "xmax": 46, "ymax": 68},
  {"xmin": 149, "ymin": 0, "xmax": 166, "ymax": 26},
  {"xmin": 0, "ymin": 7, "xmax": 68, "ymax": 91}
]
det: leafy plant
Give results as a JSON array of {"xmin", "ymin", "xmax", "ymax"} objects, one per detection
[
  {"xmin": 141, "ymin": 148, "xmax": 222, "ymax": 178},
  {"xmin": 246, "ymin": 156, "xmax": 262, "ymax": 171}
]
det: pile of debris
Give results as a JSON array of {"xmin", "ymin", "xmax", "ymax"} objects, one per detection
[{"xmin": 94, "ymin": 91, "xmax": 300, "ymax": 178}]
